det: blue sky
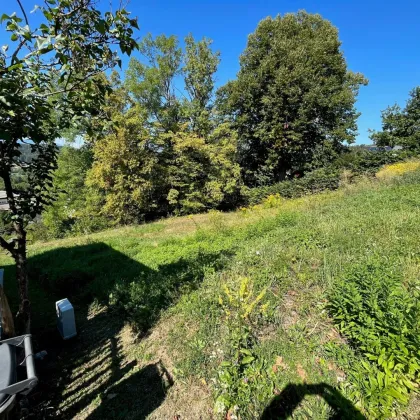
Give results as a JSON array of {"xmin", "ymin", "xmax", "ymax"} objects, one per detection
[{"xmin": 2, "ymin": 0, "xmax": 420, "ymax": 144}]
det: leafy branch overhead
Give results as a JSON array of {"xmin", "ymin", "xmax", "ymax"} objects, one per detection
[
  {"xmin": 0, "ymin": 0, "xmax": 138, "ymax": 226},
  {"xmin": 0, "ymin": 0, "xmax": 139, "ymax": 332}
]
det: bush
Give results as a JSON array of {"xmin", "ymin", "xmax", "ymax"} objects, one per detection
[
  {"xmin": 244, "ymin": 168, "xmax": 341, "ymax": 205},
  {"xmin": 328, "ymin": 261, "xmax": 420, "ymax": 417},
  {"xmin": 333, "ymin": 149, "xmax": 415, "ymax": 175},
  {"xmin": 26, "ymin": 220, "xmax": 52, "ymax": 242},
  {"xmin": 243, "ymin": 150, "xmax": 420, "ymax": 207}
]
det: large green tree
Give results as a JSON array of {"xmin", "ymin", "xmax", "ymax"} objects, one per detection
[
  {"xmin": 87, "ymin": 101, "xmax": 167, "ymax": 223},
  {"xmin": 370, "ymin": 87, "xmax": 420, "ymax": 151},
  {"xmin": 217, "ymin": 11, "xmax": 367, "ymax": 186},
  {"xmin": 0, "ymin": 0, "xmax": 138, "ymax": 332}
]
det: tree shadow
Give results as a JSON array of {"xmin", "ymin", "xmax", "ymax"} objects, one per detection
[
  {"xmin": 85, "ymin": 361, "xmax": 174, "ymax": 420},
  {"xmin": 1, "ymin": 241, "xmax": 231, "ymax": 419},
  {"xmin": 261, "ymin": 383, "xmax": 366, "ymax": 420}
]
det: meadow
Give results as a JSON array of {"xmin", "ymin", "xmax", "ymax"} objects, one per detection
[{"xmin": 1, "ymin": 163, "xmax": 420, "ymax": 419}]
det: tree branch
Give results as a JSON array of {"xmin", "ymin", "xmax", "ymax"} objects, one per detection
[
  {"xmin": 0, "ymin": 235, "xmax": 15, "ymax": 255},
  {"xmin": 11, "ymin": 38, "xmax": 28, "ymax": 64},
  {"xmin": 16, "ymin": 0, "xmax": 29, "ymax": 26},
  {"xmin": 39, "ymin": 69, "xmax": 106, "ymax": 97}
]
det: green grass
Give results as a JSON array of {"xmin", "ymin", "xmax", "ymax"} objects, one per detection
[{"xmin": 1, "ymin": 169, "xmax": 420, "ymax": 419}]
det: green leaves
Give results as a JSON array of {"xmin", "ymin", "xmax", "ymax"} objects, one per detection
[
  {"xmin": 184, "ymin": 34, "xmax": 220, "ymax": 137},
  {"xmin": 0, "ymin": 0, "xmax": 140, "ymax": 270},
  {"xmin": 370, "ymin": 86, "xmax": 420, "ymax": 151},
  {"xmin": 241, "ymin": 355, "xmax": 255, "ymax": 365},
  {"xmin": 95, "ymin": 19, "xmax": 106, "ymax": 35},
  {"xmin": 328, "ymin": 260, "xmax": 420, "ymax": 417},
  {"xmin": 0, "ymin": 13, "xmax": 10, "ymax": 23},
  {"xmin": 217, "ymin": 11, "xmax": 367, "ymax": 186}
]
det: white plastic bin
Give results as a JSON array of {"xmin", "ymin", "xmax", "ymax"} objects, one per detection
[{"xmin": 56, "ymin": 298, "xmax": 77, "ymax": 339}]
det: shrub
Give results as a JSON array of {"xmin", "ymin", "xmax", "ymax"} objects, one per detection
[
  {"xmin": 328, "ymin": 261, "xmax": 420, "ymax": 417},
  {"xmin": 27, "ymin": 221, "xmax": 53, "ymax": 242},
  {"xmin": 243, "ymin": 151, "xmax": 420, "ymax": 207},
  {"xmin": 244, "ymin": 168, "xmax": 341, "ymax": 205},
  {"xmin": 261, "ymin": 194, "xmax": 283, "ymax": 208},
  {"xmin": 333, "ymin": 149, "xmax": 414, "ymax": 175}
]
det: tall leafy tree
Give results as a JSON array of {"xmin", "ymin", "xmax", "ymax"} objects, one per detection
[
  {"xmin": 125, "ymin": 34, "xmax": 183, "ymax": 133},
  {"xmin": 0, "ymin": 0, "xmax": 138, "ymax": 332},
  {"xmin": 184, "ymin": 34, "xmax": 220, "ymax": 137},
  {"xmin": 42, "ymin": 145, "xmax": 95, "ymax": 238},
  {"xmin": 370, "ymin": 87, "xmax": 420, "ymax": 150},
  {"xmin": 164, "ymin": 124, "xmax": 240, "ymax": 214},
  {"xmin": 87, "ymin": 100, "xmax": 167, "ymax": 223},
  {"xmin": 90, "ymin": 35, "xmax": 240, "ymax": 220},
  {"xmin": 217, "ymin": 11, "xmax": 367, "ymax": 186},
  {"xmin": 88, "ymin": 82, "xmax": 241, "ymax": 219}
]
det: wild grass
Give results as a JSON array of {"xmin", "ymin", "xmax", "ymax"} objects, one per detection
[
  {"xmin": 376, "ymin": 159, "xmax": 420, "ymax": 179},
  {"xmin": 1, "ymin": 164, "xmax": 420, "ymax": 419}
]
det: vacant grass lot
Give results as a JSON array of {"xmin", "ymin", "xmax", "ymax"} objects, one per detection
[{"xmin": 1, "ymin": 166, "xmax": 420, "ymax": 419}]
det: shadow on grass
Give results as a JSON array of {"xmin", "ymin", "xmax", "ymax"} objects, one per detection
[
  {"xmin": 261, "ymin": 382, "xmax": 366, "ymax": 420},
  {"xmin": 1, "ymin": 241, "xmax": 231, "ymax": 419},
  {"xmin": 85, "ymin": 361, "xmax": 174, "ymax": 420}
]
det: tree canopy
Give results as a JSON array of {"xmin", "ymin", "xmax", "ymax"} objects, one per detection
[
  {"xmin": 217, "ymin": 11, "xmax": 367, "ymax": 186},
  {"xmin": 370, "ymin": 87, "xmax": 420, "ymax": 151},
  {"xmin": 88, "ymin": 36, "xmax": 240, "ymax": 222}
]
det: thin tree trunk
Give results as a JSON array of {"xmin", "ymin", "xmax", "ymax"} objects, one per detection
[
  {"xmin": 14, "ymin": 226, "xmax": 31, "ymax": 334},
  {"xmin": 1, "ymin": 167, "xmax": 31, "ymax": 333},
  {"xmin": 0, "ymin": 285, "xmax": 16, "ymax": 338}
]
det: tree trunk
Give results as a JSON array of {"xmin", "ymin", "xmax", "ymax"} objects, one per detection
[
  {"xmin": 0, "ymin": 285, "xmax": 16, "ymax": 338},
  {"xmin": 0, "ymin": 167, "xmax": 31, "ymax": 333},
  {"xmin": 14, "ymin": 227, "xmax": 31, "ymax": 334}
]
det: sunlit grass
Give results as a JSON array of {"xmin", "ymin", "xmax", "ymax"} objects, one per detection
[
  {"xmin": 376, "ymin": 159, "xmax": 420, "ymax": 179},
  {"xmin": 1, "ymin": 168, "xmax": 420, "ymax": 419}
]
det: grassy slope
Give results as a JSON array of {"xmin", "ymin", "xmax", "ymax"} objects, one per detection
[{"xmin": 1, "ymin": 170, "xmax": 420, "ymax": 419}]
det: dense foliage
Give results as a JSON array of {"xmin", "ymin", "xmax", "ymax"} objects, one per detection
[
  {"xmin": 370, "ymin": 87, "xmax": 420, "ymax": 151},
  {"xmin": 86, "ymin": 35, "xmax": 241, "ymax": 223},
  {"xmin": 217, "ymin": 11, "xmax": 367, "ymax": 186},
  {"xmin": 329, "ymin": 261, "xmax": 420, "ymax": 417}
]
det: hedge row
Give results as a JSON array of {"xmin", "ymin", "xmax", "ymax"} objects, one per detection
[
  {"xmin": 244, "ymin": 150, "xmax": 417, "ymax": 206},
  {"xmin": 243, "ymin": 168, "xmax": 341, "ymax": 205}
]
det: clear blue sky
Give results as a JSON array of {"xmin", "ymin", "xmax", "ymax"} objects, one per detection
[{"xmin": 2, "ymin": 0, "xmax": 420, "ymax": 144}]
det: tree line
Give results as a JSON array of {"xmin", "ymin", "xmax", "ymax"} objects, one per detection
[
  {"xmin": 40, "ymin": 12, "xmax": 420, "ymax": 240},
  {"xmin": 39, "ymin": 12, "xmax": 370, "ymax": 237}
]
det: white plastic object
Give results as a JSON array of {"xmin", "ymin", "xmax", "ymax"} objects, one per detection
[{"xmin": 56, "ymin": 298, "xmax": 77, "ymax": 340}]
